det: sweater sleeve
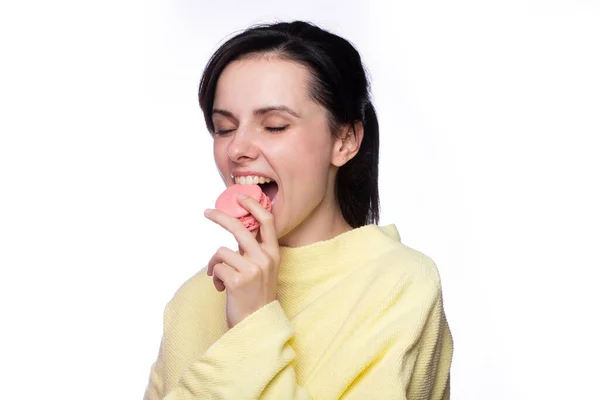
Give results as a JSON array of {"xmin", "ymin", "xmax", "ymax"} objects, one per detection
[
  {"xmin": 336, "ymin": 274, "xmax": 453, "ymax": 400},
  {"xmin": 405, "ymin": 294, "xmax": 453, "ymax": 400},
  {"xmin": 143, "ymin": 340, "xmax": 165, "ymax": 400},
  {"xmin": 163, "ymin": 300, "xmax": 311, "ymax": 400}
]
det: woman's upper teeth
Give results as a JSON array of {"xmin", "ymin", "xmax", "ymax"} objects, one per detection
[{"xmin": 234, "ymin": 175, "xmax": 272, "ymax": 185}]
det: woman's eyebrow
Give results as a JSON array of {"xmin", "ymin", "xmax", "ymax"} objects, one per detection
[
  {"xmin": 212, "ymin": 109, "xmax": 237, "ymax": 121},
  {"xmin": 212, "ymin": 105, "xmax": 301, "ymax": 120},
  {"xmin": 254, "ymin": 106, "xmax": 300, "ymax": 118}
]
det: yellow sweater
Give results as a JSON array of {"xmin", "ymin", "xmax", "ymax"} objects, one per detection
[{"xmin": 143, "ymin": 224, "xmax": 453, "ymax": 400}]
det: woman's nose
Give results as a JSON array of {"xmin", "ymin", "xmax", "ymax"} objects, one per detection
[{"xmin": 226, "ymin": 130, "xmax": 259, "ymax": 163}]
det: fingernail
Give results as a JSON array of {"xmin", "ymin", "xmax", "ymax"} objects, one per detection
[
  {"xmin": 204, "ymin": 209, "xmax": 213, "ymax": 216},
  {"xmin": 237, "ymin": 193, "xmax": 248, "ymax": 200}
]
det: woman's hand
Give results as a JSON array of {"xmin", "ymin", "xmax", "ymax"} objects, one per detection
[{"xmin": 204, "ymin": 193, "xmax": 280, "ymax": 329}]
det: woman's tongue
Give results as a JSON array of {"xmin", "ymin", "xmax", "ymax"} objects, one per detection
[{"xmin": 261, "ymin": 181, "xmax": 279, "ymax": 205}]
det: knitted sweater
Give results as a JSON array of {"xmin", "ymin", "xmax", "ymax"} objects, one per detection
[{"xmin": 143, "ymin": 224, "xmax": 453, "ymax": 399}]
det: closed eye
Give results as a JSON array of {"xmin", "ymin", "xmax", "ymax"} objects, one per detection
[
  {"xmin": 214, "ymin": 129, "xmax": 235, "ymax": 136},
  {"xmin": 265, "ymin": 125, "xmax": 289, "ymax": 132}
]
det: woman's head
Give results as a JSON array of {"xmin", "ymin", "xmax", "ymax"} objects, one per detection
[{"xmin": 199, "ymin": 21, "xmax": 380, "ymax": 245}]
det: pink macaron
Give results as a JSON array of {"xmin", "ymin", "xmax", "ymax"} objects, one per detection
[{"xmin": 215, "ymin": 184, "xmax": 272, "ymax": 231}]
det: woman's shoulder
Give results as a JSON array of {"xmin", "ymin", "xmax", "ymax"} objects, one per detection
[
  {"xmin": 389, "ymin": 242, "xmax": 441, "ymax": 287},
  {"xmin": 373, "ymin": 224, "xmax": 443, "ymax": 292},
  {"xmin": 360, "ymin": 237, "xmax": 447, "ymax": 328}
]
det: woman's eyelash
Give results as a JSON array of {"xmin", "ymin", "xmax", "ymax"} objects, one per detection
[
  {"xmin": 265, "ymin": 125, "xmax": 289, "ymax": 132},
  {"xmin": 214, "ymin": 125, "xmax": 289, "ymax": 135}
]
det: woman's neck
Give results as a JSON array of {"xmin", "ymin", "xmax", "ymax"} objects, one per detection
[{"xmin": 278, "ymin": 198, "xmax": 352, "ymax": 248}]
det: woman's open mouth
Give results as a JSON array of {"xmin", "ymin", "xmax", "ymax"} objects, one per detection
[
  {"xmin": 233, "ymin": 174, "xmax": 279, "ymax": 205},
  {"xmin": 259, "ymin": 181, "xmax": 278, "ymax": 205}
]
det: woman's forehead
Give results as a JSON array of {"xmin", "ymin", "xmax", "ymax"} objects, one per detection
[{"xmin": 213, "ymin": 57, "xmax": 313, "ymax": 112}]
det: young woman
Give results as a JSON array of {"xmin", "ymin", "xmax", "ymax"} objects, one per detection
[{"xmin": 144, "ymin": 21, "xmax": 453, "ymax": 400}]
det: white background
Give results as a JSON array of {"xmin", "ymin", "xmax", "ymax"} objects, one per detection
[{"xmin": 1, "ymin": 1, "xmax": 599, "ymax": 399}]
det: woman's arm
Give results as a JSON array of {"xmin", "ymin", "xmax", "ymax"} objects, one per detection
[
  {"xmin": 336, "ymin": 276, "xmax": 453, "ymax": 400},
  {"xmin": 143, "ymin": 340, "xmax": 165, "ymax": 400},
  {"xmin": 160, "ymin": 301, "xmax": 310, "ymax": 400},
  {"xmin": 405, "ymin": 295, "xmax": 453, "ymax": 400}
]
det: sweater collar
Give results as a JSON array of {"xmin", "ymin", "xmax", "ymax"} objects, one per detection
[{"xmin": 277, "ymin": 224, "xmax": 401, "ymax": 284}]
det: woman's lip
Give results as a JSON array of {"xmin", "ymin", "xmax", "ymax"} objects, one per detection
[{"xmin": 231, "ymin": 171, "xmax": 276, "ymax": 181}]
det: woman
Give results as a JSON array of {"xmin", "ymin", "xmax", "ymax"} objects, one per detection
[{"xmin": 144, "ymin": 21, "xmax": 453, "ymax": 400}]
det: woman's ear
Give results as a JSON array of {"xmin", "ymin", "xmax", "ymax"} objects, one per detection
[{"xmin": 331, "ymin": 121, "xmax": 364, "ymax": 167}]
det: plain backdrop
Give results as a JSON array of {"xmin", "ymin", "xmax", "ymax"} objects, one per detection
[{"xmin": 1, "ymin": 1, "xmax": 599, "ymax": 399}]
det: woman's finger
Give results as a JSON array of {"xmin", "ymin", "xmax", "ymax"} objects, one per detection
[
  {"xmin": 235, "ymin": 194, "xmax": 278, "ymax": 250},
  {"xmin": 204, "ymin": 208, "xmax": 263, "ymax": 258},
  {"xmin": 212, "ymin": 267, "xmax": 225, "ymax": 291},
  {"xmin": 207, "ymin": 246, "xmax": 250, "ymax": 276},
  {"xmin": 212, "ymin": 263, "xmax": 237, "ymax": 292},
  {"xmin": 240, "ymin": 229, "xmax": 259, "ymax": 256}
]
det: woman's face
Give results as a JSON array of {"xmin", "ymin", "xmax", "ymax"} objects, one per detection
[{"xmin": 211, "ymin": 56, "xmax": 342, "ymax": 244}]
